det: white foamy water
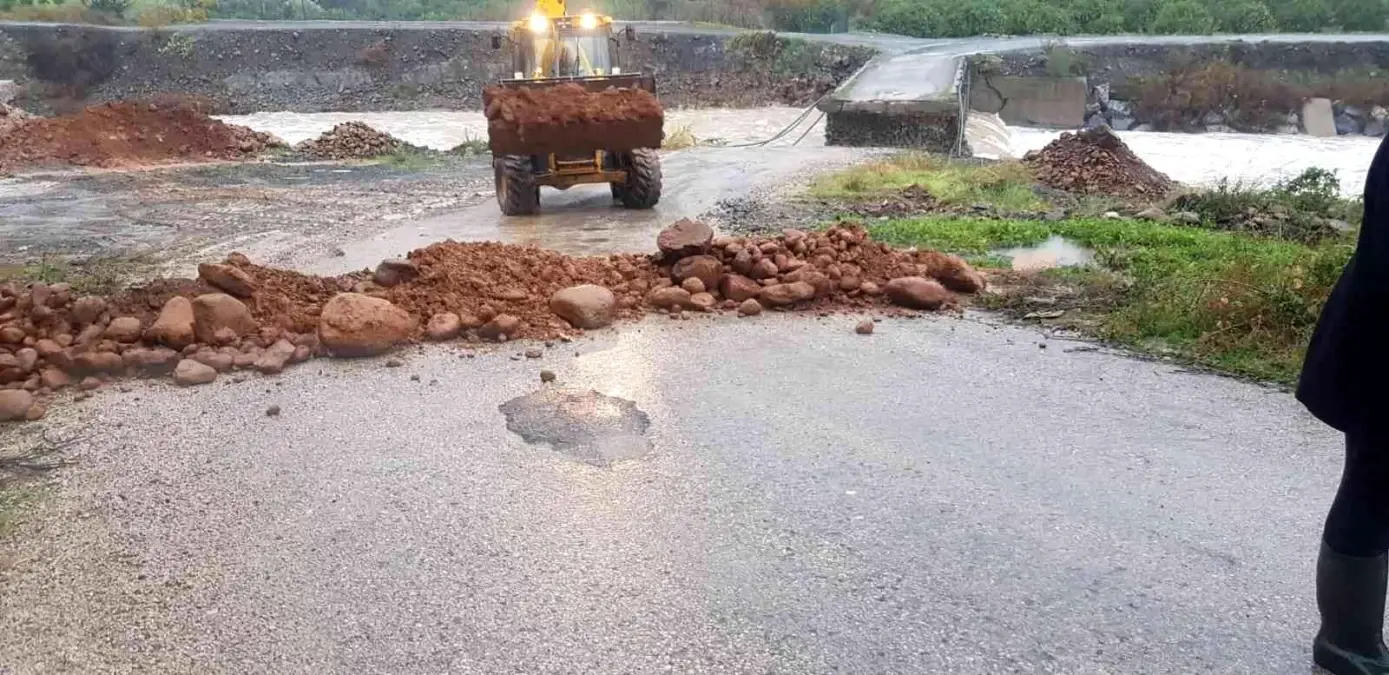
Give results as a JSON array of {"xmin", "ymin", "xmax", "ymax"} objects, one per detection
[
  {"xmin": 219, "ymin": 108, "xmax": 1382, "ymax": 197},
  {"xmin": 217, "ymin": 107, "xmax": 825, "ymax": 151}
]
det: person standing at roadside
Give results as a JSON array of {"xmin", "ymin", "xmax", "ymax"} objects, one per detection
[{"xmin": 1299, "ymin": 134, "xmax": 1389, "ymax": 675}]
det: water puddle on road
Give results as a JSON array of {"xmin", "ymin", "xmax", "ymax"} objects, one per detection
[
  {"xmin": 499, "ymin": 388, "xmax": 652, "ymax": 467},
  {"xmin": 995, "ymin": 235, "xmax": 1094, "ymax": 271}
]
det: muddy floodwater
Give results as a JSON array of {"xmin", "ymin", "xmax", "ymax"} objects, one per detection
[{"xmin": 222, "ymin": 109, "xmax": 1385, "ymax": 197}]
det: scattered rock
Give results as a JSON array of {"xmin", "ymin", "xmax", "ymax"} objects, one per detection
[
  {"xmin": 254, "ymin": 339, "xmax": 296, "ymax": 374},
  {"xmin": 192, "ymin": 293, "xmax": 257, "ymax": 344},
  {"xmin": 540, "ymin": 369, "xmax": 557, "ymax": 383},
  {"xmin": 1135, "ymin": 207, "xmax": 1166, "ymax": 220},
  {"xmin": 690, "ymin": 292, "xmax": 717, "ymax": 311},
  {"xmin": 73, "ymin": 351, "xmax": 124, "ymax": 374},
  {"xmin": 173, "ymin": 359, "xmax": 218, "ymax": 386},
  {"xmin": 680, "ymin": 277, "xmax": 706, "ymax": 294},
  {"xmin": 647, "ymin": 286, "xmax": 692, "ymax": 310},
  {"xmin": 25, "ymin": 403, "xmax": 45, "ymax": 421},
  {"xmin": 657, "ymin": 218, "xmax": 714, "ymax": 259},
  {"xmin": 318, "ymin": 293, "xmax": 416, "ymax": 357},
  {"xmin": 425, "ymin": 312, "xmax": 463, "ymax": 341},
  {"xmin": 479, "ymin": 314, "xmax": 522, "ymax": 341},
  {"xmin": 738, "ymin": 299, "xmax": 763, "ymax": 316},
  {"xmin": 14, "ymin": 347, "xmax": 37, "ymax": 373},
  {"xmin": 373, "ymin": 258, "xmax": 420, "ymax": 287},
  {"xmin": 885, "ymin": 277, "xmax": 952, "ymax": 310},
  {"xmin": 38, "ymin": 369, "xmax": 68, "ymax": 395},
  {"xmin": 384, "ymin": 358, "xmax": 403, "ymax": 368},
  {"xmin": 191, "ymin": 350, "xmax": 235, "ymax": 372},
  {"xmin": 855, "ymin": 320, "xmax": 875, "ymax": 335},
  {"xmin": 760, "ymin": 282, "xmax": 816, "ymax": 307},
  {"xmin": 78, "ymin": 376, "xmax": 102, "ymax": 391},
  {"xmin": 525, "ymin": 348, "xmax": 543, "ymax": 359},
  {"xmin": 0, "ymin": 389, "xmax": 33, "ymax": 421},
  {"xmin": 149, "ymin": 297, "xmax": 196, "ymax": 349},
  {"xmin": 198, "ymin": 263, "xmax": 256, "ymax": 297},
  {"xmin": 549, "ymin": 285, "xmax": 616, "ymax": 329},
  {"xmin": 104, "ymin": 316, "xmax": 143, "ymax": 343},
  {"xmin": 719, "ymin": 274, "xmax": 761, "ymax": 302},
  {"xmin": 1173, "ymin": 211, "xmax": 1201, "ymax": 224},
  {"xmin": 123, "ymin": 347, "xmax": 180, "ymax": 373},
  {"xmin": 70, "ymin": 296, "xmax": 107, "ymax": 326},
  {"xmin": 0, "ymin": 326, "xmax": 24, "ymax": 344},
  {"xmin": 672, "ymin": 255, "xmax": 723, "ymax": 291},
  {"xmin": 266, "ymin": 404, "xmax": 282, "ymax": 417}
]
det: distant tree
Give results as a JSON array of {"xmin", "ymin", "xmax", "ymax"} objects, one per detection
[
  {"xmin": 1057, "ymin": 0, "xmax": 1125, "ymax": 32},
  {"xmin": 1214, "ymin": 0, "xmax": 1280, "ymax": 31},
  {"xmin": 935, "ymin": 0, "xmax": 1007, "ymax": 35},
  {"xmin": 1327, "ymin": 0, "xmax": 1387, "ymax": 30},
  {"xmin": 1000, "ymin": 0, "xmax": 1075, "ymax": 34},
  {"xmin": 1149, "ymin": 0, "xmax": 1217, "ymax": 32},
  {"xmin": 1273, "ymin": 0, "xmax": 1336, "ymax": 30}
]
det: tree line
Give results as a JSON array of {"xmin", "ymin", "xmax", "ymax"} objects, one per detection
[{"xmin": 3, "ymin": 0, "xmax": 1383, "ymax": 33}]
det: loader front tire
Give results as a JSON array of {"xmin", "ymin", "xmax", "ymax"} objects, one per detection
[
  {"xmin": 618, "ymin": 148, "xmax": 661, "ymax": 210},
  {"xmin": 495, "ymin": 155, "xmax": 539, "ymax": 216}
]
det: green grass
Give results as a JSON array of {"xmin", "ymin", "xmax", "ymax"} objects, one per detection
[
  {"xmin": 872, "ymin": 215, "xmax": 1353, "ymax": 383},
  {"xmin": 811, "ymin": 153, "xmax": 1048, "ymax": 213},
  {"xmin": 0, "ymin": 255, "xmax": 139, "ymax": 296},
  {"xmin": 377, "ymin": 146, "xmax": 445, "ymax": 170}
]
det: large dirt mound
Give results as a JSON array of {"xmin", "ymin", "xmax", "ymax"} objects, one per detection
[
  {"xmin": 295, "ymin": 121, "xmax": 407, "ymax": 160},
  {"xmin": 0, "ymin": 221, "xmax": 985, "ymax": 422},
  {"xmin": 1023, "ymin": 125, "xmax": 1175, "ymax": 198},
  {"xmin": 484, "ymin": 83, "xmax": 664, "ymax": 155},
  {"xmin": 0, "ymin": 101, "xmax": 282, "ymax": 172}
]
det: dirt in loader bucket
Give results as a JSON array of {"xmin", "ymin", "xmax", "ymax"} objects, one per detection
[{"xmin": 483, "ymin": 83, "xmax": 664, "ymax": 156}]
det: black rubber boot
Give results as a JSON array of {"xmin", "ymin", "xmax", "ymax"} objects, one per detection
[{"xmin": 1315, "ymin": 542, "xmax": 1389, "ymax": 674}]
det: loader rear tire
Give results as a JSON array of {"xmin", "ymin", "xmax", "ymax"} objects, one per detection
[
  {"xmin": 496, "ymin": 155, "xmax": 539, "ymax": 216},
  {"xmin": 618, "ymin": 148, "xmax": 661, "ymax": 210}
]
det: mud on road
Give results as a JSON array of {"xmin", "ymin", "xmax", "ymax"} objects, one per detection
[{"xmin": 0, "ymin": 157, "xmax": 493, "ymax": 275}]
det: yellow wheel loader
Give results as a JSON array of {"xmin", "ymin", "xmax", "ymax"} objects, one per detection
[{"xmin": 487, "ymin": 0, "xmax": 664, "ymax": 216}]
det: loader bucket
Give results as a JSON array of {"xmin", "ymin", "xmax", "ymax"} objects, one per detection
[{"xmin": 483, "ymin": 77, "xmax": 664, "ymax": 156}]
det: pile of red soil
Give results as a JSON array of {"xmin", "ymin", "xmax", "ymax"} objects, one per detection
[
  {"xmin": 0, "ymin": 102, "xmax": 33, "ymax": 137},
  {"xmin": 295, "ymin": 121, "xmax": 406, "ymax": 160},
  {"xmin": 483, "ymin": 83, "xmax": 664, "ymax": 155},
  {"xmin": 0, "ymin": 101, "xmax": 283, "ymax": 172},
  {"xmin": 0, "ymin": 220, "xmax": 985, "ymax": 422},
  {"xmin": 1023, "ymin": 125, "xmax": 1175, "ymax": 198}
]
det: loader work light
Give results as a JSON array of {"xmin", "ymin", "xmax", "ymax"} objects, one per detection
[
  {"xmin": 528, "ymin": 13, "xmax": 549, "ymax": 33},
  {"xmin": 579, "ymin": 11, "xmax": 599, "ymax": 29}
]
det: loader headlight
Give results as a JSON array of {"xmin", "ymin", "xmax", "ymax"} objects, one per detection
[
  {"xmin": 527, "ymin": 13, "xmax": 549, "ymax": 34},
  {"xmin": 578, "ymin": 11, "xmax": 599, "ymax": 29}
]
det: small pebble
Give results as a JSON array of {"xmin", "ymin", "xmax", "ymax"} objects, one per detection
[
  {"xmin": 266, "ymin": 405, "xmax": 281, "ymax": 417},
  {"xmin": 540, "ymin": 370, "xmax": 556, "ymax": 383},
  {"xmin": 410, "ymin": 374, "xmax": 420, "ymax": 381},
  {"xmin": 855, "ymin": 320, "xmax": 875, "ymax": 335},
  {"xmin": 385, "ymin": 358, "xmax": 403, "ymax": 368},
  {"xmin": 525, "ymin": 348, "xmax": 542, "ymax": 359}
]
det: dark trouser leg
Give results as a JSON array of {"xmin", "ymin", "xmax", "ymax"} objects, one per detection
[{"xmin": 1316, "ymin": 433, "xmax": 1389, "ymax": 675}]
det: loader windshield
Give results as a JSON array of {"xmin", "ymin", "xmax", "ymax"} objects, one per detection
[{"xmin": 521, "ymin": 29, "xmax": 614, "ymax": 78}]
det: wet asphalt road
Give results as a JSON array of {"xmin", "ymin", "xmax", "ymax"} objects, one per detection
[{"xmin": 0, "ymin": 313, "xmax": 1340, "ymax": 674}]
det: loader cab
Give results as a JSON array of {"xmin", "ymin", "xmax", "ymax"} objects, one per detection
[{"xmin": 509, "ymin": 12, "xmax": 622, "ymax": 79}]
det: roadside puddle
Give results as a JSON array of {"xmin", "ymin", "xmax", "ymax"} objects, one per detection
[
  {"xmin": 995, "ymin": 235, "xmax": 1094, "ymax": 271},
  {"xmin": 499, "ymin": 388, "xmax": 652, "ymax": 467}
]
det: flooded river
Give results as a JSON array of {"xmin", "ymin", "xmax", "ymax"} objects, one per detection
[{"xmin": 221, "ymin": 108, "xmax": 1384, "ymax": 197}]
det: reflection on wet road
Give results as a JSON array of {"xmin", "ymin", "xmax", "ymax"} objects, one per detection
[{"xmin": 308, "ymin": 145, "xmax": 872, "ymax": 273}]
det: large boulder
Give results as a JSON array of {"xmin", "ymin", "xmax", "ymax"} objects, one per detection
[
  {"xmin": 104, "ymin": 316, "xmax": 143, "ymax": 343},
  {"xmin": 656, "ymin": 218, "xmax": 714, "ymax": 259},
  {"xmin": 760, "ymin": 282, "xmax": 816, "ymax": 307},
  {"xmin": 719, "ymin": 274, "xmax": 761, "ymax": 302},
  {"xmin": 550, "ymin": 285, "xmax": 616, "ymax": 329},
  {"xmin": 885, "ymin": 277, "xmax": 952, "ymax": 310},
  {"xmin": 192, "ymin": 293, "xmax": 258, "ymax": 344},
  {"xmin": 148, "ymin": 296, "xmax": 196, "ymax": 349},
  {"xmin": 318, "ymin": 293, "xmax": 416, "ymax": 357},
  {"xmin": 198, "ymin": 263, "xmax": 256, "ymax": 298}
]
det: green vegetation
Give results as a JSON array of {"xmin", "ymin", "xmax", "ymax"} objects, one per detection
[
  {"xmin": 810, "ymin": 153, "xmax": 1046, "ymax": 213},
  {"xmin": 0, "ymin": 255, "xmax": 144, "ymax": 296},
  {"xmin": 873, "ymin": 215, "xmax": 1350, "ymax": 382},
  {"xmin": 814, "ymin": 155, "xmax": 1362, "ymax": 383}
]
